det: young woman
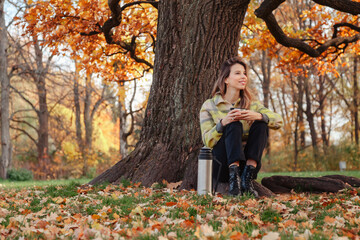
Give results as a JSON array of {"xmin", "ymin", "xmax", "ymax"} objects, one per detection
[{"xmin": 199, "ymin": 56, "xmax": 283, "ymax": 196}]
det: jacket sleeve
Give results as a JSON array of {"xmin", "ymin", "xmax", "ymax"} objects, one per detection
[
  {"xmin": 253, "ymin": 101, "xmax": 283, "ymax": 130},
  {"xmin": 199, "ymin": 101, "xmax": 223, "ymax": 148}
]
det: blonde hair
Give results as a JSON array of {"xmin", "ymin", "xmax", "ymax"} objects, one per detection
[{"xmin": 211, "ymin": 56, "xmax": 252, "ymax": 109}]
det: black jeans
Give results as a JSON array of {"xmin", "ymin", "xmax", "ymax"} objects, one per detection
[{"xmin": 212, "ymin": 121, "xmax": 269, "ymax": 182}]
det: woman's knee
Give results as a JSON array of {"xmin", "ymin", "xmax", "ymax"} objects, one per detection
[
  {"xmin": 252, "ymin": 120, "xmax": 268, "ymax": 128},
  {"xmin": 226, "ymin": 121, "xmax": 243, "ymax": 130},
  {"xmin": 250, "ymin": 121, "xmax": 269, "ymax": 134}
]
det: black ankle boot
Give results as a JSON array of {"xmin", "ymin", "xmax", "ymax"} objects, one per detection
[
  {"xmin": 240, "ymin": 165, "xmax": 259, "ymax": 197},
  {"xmin": 228, "ymin": 165, "xmax": 241, "ymax": 196},
  {"xmin": 239, "ymin": 161, "xmax": 246, "ymax": 176}
]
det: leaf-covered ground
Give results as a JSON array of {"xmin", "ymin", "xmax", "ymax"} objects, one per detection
[{"xmin": 0, "ymin": 180, "xmax": 359, "ymax": 239}]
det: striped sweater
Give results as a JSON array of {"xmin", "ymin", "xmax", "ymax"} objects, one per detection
[{"xmin": 200, "ymin": 93, "xmax": 283, "ymax": 148}]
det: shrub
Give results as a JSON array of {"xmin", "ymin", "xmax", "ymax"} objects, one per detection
[{"xmin": 7, "ymin": 168, "xmax": 33, "ymax": 181}]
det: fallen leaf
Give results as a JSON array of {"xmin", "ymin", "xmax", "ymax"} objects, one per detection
[
  {"xmin": 167, "ymin": 181, "xmax": 182, "ymax": 190},
  {"xmin": 36, "ymin": 220, "xmax": 48, "ymax": 229},
  {"xmin": 166, "ymin": 202, "xmax": 177, "ymax": 207},
  {"xmin": 181, "ymin": 219, "xmax": 194, "ymax": 228},
  {"xmin": 262, "ymin": 231, "xmax": 280, "ymax": 240},
  {"xmin": 0, "ymin": 208, "xmax": 10, "ymax": 217},
  {"xmin": 230, "ymin": 232, "xmax": 247, "ymax": 240}
]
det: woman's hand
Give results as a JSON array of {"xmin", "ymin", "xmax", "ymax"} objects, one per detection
[
  {"xmin": 234, "ymin": 109, "xmax": 262, "ymax": 121},
  {"xmin": 221, "ymin": 109, "xmax": 262, "ymax": 126}
]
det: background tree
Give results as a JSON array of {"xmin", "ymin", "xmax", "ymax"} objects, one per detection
[
  {"xmin": 8, "ymin": 33, "xmax": 55, "ymax": 178},
  {"xmin": 0, "ymin": 0, "xmax": 12, "ymax": 179}
]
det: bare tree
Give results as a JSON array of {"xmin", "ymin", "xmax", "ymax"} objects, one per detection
[
  {"xmin": 8, "ymin": 33, "xmax": 54, "ymax": 178},
  {"xmin": 0, "ymin": 0, "xmax": 12, "ymax": 179},
  {"xmin": 72, "ymin": 65, "xmax": 115, "ymax": 176}
]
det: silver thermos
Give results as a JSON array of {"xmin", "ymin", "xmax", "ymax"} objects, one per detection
[{"xmin": 197, "ymin": 147, "xmax": 213, "ymax": 195}]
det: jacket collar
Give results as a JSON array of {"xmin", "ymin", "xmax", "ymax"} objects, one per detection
[{"xmin": 213, "ymin": 92, "xmax": 241, "ymax": 106}]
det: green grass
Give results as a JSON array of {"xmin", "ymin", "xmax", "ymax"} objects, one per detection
[
  {"xmin": 0, "ymin": 176, "xmax": 359, "ymax": 239},
  {"xmin": 1, "ymin": 170, "xmax": 359, "ymax": 189},
  {"xmin": 44, "ymin": 181, "xmax": 82, "ymax": 197},
  {"xmin": 0, "ymin": 178, "xmax": 91, "ymax": 189},
  {"xmin": 257, "ymin": 170, "xmax": 360, "ymax": 182},
  {"xmin": 260, "ymin": 208, "xmax": 282, "ymax": 223}
]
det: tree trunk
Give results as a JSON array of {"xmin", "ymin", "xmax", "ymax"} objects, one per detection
[
  {"xmin": 291, "ymin": 74, "xmax": 304, "ymax": 170},
  {"xmin": 119, "ymin": 99, "xmax": 128, "ymax": 158},
  {"xmin": 261, "ymin": 50, "xmax": 271, "ymax": 156},
  {"xmin": 90, "ymin": 0, "xmax": 250, "ymax": 189},
  {"xmin": 0, "ymin": 0, "xmax": 11, "ymax": 179},
  {"xmin": 83, "ymin": 73, "xmax": 92, "ymax": 176},
  {"xmin": 34, "ymin": 38, "xmax": 50, "ymax": 178},
  {"xmin": 74, "ymin": 60, "xmax": 84, "ymax": 156},
  {"xmin": 318, "ymin": 75, "xmax": 329, "ymax": 151},
  {"xmin": 304, "ymin": 76, "xmax": 318, "ymax": 158},
  {"xmin": 119, "ymin": 80, "xmax": 137, "ymax": 158},
  {"xmin": 296, "ymin": 75, "xmax": 306, "ymax": 148},
  {"xmin": 261, "ymin": 50, "xmax": 271, "ymax": 109},
  {"xmin": 354, "ymin": 56, "xmax": 359, "ymax": 145}
]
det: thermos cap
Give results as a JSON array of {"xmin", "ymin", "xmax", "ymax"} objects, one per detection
[{"xmin": 199, "ymin": 147, "xmax": 212, "ymax": 160}]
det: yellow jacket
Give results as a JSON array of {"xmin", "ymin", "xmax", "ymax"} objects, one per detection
[{"xmin": 200, "ymin": 93, "xmax": 283, "ymax": 148}]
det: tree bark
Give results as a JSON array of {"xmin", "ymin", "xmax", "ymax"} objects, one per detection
[
  {"xmin": 291, "ymin": 73, "xmax": 305, "ymax": 170},
  {"xmin": 296, "ymin": 75, "xmax": 306, "ymax": 148},
  {"xmin": 0, "ymin": 0, "xmax": 11, "ymax": 179},
  {"xmin": 119, "ymin": 99, "xmax": 128, "ymax": 158},
  {"xmin": 83, "ymin": 73, "xmax": 92, "ymax": 176},
  {"xmin": 119, "ymin": 80, "xmax": 137, "ymax": 158},
  {"xmin": 74, "ymin": 60, "xmax": 84, "ymax": 157},
  {"xmin": 318, "ymin": 75, "xmax": 329, "ymax": 151},
  {"xmin": 260, "ymin": 50, "xmax": 271, "ymax": 156},
  {"xmin": 323, "ymin": 175, "xmax": 360, "ymax": 187},
  {"xmin": 34, "ymin": 38, "xmax": 50, "ymax": 178},
  {"xmin": 354, "ymin": 56, "xmax": 359, "ymax": 145},
  {"xmin": 90, "ymin": 0, "xmax": 251, "ymax": 188},
  {"xmin": 262, "ymin": 176, "xmax": 349, "ymax": 194},
  {"xmin": 304, "ymin": 76, "xmax": 318, "ymax": 158}
]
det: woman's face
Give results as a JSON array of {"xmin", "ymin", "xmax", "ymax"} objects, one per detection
[{"xmin": 224, "ymin": 63, "xmax": 247, "ymax": 91}]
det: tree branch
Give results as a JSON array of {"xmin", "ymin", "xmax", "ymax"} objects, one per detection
[
  {"xmin": 249, "ymin": 60, "xmax": 264, "ymax": 84},
  {"xmin": 324, "ymin": 74, "xmax": 351, "ymax": 108},
  {"xmin": 9, "ymin": 109, "xmax": 34, "ymax": 120},
  {"xmin": 332, "ymin": 22, "xmax": 360, "ymax": 38},
  {"xmin": 125, "ymin": 107, "xmax": 144, "ymax": 117},
  {"xmin": 10, "ymin": 126, "xmax": 37, "ymax": 146},
  {"xmin": 48, "ymin": 89, "xmax": 72, "ymax": 114},
  {"xmin": 124, "ymin": 79, "xmax": 137, "ymax": 138},
  {"xmin": 11, "ymin": 119, "xmax": 38, "ymax": 132},
  {"xmin": 312, "ymin": 0, "xmax": 360, "ymax": 15},
  {"xmin": 255, "ymin": 0, "xmax": 360, "ymax": 57},
  {"xmin": 103, "ymin": 1, "xmax": 156, "ymax": 67},
  {"xmin": 10, "ymin": 84, "xmax": 39, "ymax": 115},
  {"xmin": 90, "ymin": 88, "xmax": 107, "ymax": 121}
]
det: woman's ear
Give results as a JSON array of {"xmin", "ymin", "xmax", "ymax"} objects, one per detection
[{"xmin": 224, "ymin": 78, "xmax": 228, "ymax": 85}]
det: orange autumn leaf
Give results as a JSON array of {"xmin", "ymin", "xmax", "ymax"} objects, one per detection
[
  {"xmin": 72, "ymin": 213, "xmax": 82, "ymax": 219},
  {"xmin": 177, "ymin": 201, "xmax": 190, "ymax": 210},
  {"xmin": 282, "ymin": 219, "xmax": 297, "ymax": 228},
  {"xmin": 230, "ymin": 232, "xmax": 248, "ymax": 240},
  {"xmin": 21, "ymin": 0, "xmax": 157, "ymax": 84},
  {"xmin": 324, "ymin": 216, "xmax": 336, "ymax": 224},
  {"xmin": 36, "ymin": 220, "xmax": 49, "ymax": 229},
  {"xmin": 166, "ymin": 202, "xmax": 177, "ymax": 206},
  {"xmin": 181, "ymin": 219, "xmax": 194, "ymax": 228},
  {"xmin": 91, "ymin": 214, "xmax": 101, "ymax": 220},
  {"xmin": 151, "ymin": 223, "xmax": 163, "ymax": 231}
]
